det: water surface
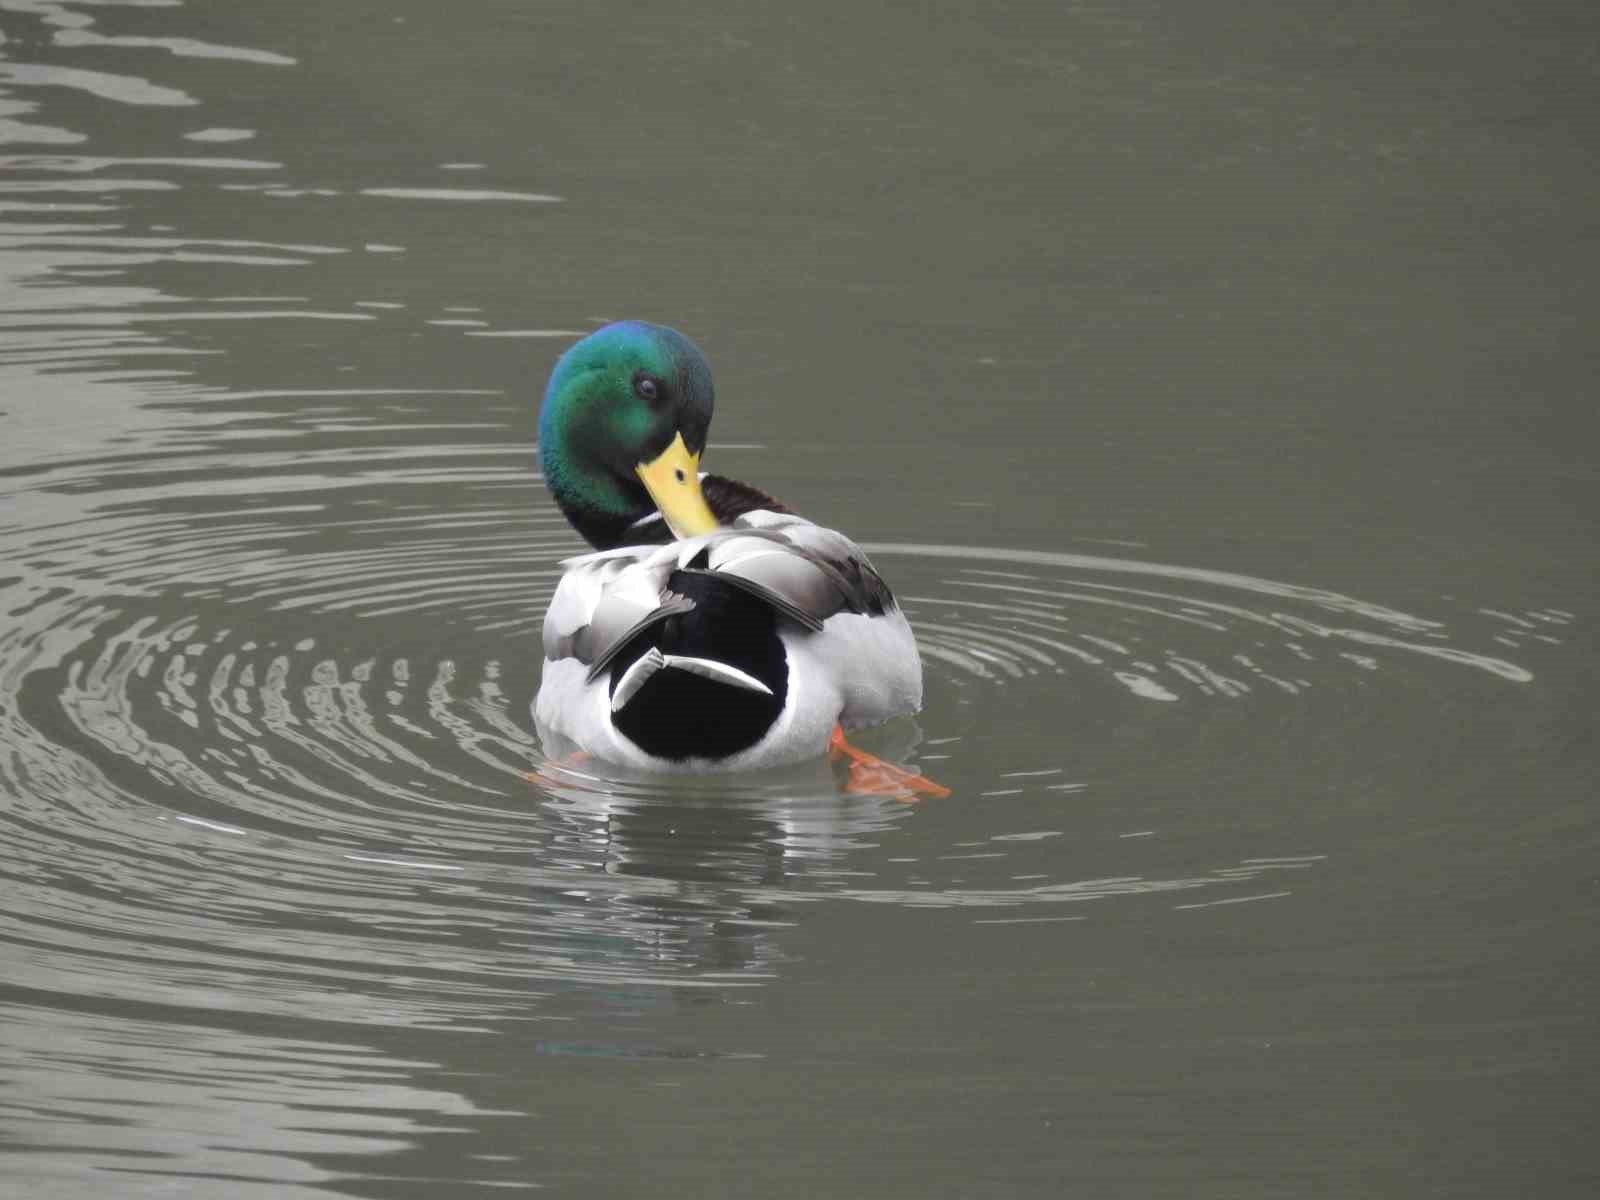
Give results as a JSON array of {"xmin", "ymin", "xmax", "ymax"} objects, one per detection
[{"xmin": 1, "ymin": 1, "xmax": 1596, "ymax": 1195}]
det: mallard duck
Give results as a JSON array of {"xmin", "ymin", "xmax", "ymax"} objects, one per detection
[{"xmin": 534, "ymin": 321, "xmax": 940, "ymax": 787}]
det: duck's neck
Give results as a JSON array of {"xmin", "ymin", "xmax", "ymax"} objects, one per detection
[
  {"xmin": 539, "ymin": 433, "xmax": 656, "ymax": 551},
  {"xmin": 558, "ymin": 495, "xmax": 664, "ymax": 550}
]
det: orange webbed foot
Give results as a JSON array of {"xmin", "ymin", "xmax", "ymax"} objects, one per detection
[
  {"xmin": 523, "ymin": 751, "xmax": 593, "ymax": 788},
  {"xmin": 828, "ymin": 725, "xmax": 952, "ymax": 802}
]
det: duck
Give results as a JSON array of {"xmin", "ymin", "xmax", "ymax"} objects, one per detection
[{"xmin": 533, "ymin": 320, "xmax": 944, "ymax": 792}]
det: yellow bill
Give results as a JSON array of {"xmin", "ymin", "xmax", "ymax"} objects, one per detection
[{"xmin": 636, "ymin": 432, "xmax": 720, "ymax": 537}]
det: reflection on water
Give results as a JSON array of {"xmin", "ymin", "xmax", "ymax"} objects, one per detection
[
  {"xmin": 0, "ymin": 1004, "xmax": 506, "ymax": 1197},
  {"xmin": 0, "ymin": 0, "xmax": 1593, "ymax": 1195}
]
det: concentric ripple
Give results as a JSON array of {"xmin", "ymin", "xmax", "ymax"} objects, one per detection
[{"xmin": 0, "ymin": 399, "xmax": 1564, "ymax": 1033}]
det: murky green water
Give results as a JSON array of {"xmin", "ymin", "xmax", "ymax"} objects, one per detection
[{"xmin": 2, "ymin": 1, "xmax": 1596, "ymax": 1195}]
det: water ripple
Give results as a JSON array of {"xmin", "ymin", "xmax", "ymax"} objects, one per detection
[{"xmin": 0, "ymin": 406, "xmax": 1559, "ymax": 1035}]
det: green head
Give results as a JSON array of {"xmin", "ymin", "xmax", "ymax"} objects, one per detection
[{"xmin": 539, "ymin": 321, "xmax": 717, "ymax": 549}]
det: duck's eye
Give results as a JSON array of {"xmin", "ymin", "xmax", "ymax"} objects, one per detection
[{"xmin": 634, "ymin": 376, "xmax": 659, "ymax": 402}]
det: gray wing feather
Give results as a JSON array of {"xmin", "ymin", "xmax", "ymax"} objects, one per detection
[
  {"xmin": 718, "ymin": 515, "xmax": 896, "ymax": 621},
  {"xmin": 544, "ymin": 512, "xmax": 899, "ymax": 674},
  {"xmin": 674, "ymin": 566, "xmax": 826, "ymax": 632},
  {"xmin": 543, "ymin": 544, "xmax": 677, "ymax": 666},
  {"xmin": 582, "ymin": 594, "xmax": 693, "ymax": 683}
]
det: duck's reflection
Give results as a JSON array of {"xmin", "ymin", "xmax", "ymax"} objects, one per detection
[{"xmin": 529, "ymin": 721, "xmax": 929, "ymax": 977}]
